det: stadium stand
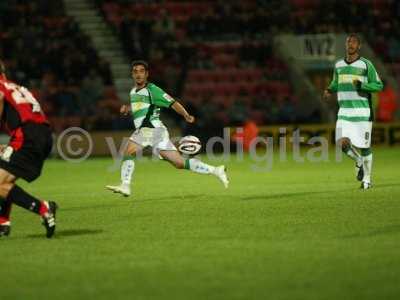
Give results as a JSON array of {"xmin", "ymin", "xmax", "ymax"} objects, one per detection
[
  {"xmin": 289, "ymin": 0, "xmax": 400, "ymax": 121},
  {"xmin": 1, "ymin": 0, "xmax": 399, "ymax": 133},
  {"xmin": 96, "ymin": 0, "xmax": 299, "ymax": 133},
  {"xmin": 0, "ymin": 0, "xmax": 117, "ymax": 132}
]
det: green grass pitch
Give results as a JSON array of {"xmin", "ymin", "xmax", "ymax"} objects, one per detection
[{"xmin": 1, "ymin": 147, "xmax": 400, "ymax": 300}]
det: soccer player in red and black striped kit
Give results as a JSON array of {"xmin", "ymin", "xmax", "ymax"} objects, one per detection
[{"xmin": 0, "ymin": 59, "xmax": 57, "ymax": 238}]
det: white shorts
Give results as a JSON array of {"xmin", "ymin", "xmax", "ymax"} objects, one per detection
[
  {"xmin": 130, "ymin": 127, "xmax": 177, "ymax": 154},
  {"xmin": 335, "ymin": 120, "xmax": 372, "ymax": 148}
]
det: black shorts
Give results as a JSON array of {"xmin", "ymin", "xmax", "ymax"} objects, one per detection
[{"xmin": 0, "ymin": 123, "xmax": 53, "ymax": 182}]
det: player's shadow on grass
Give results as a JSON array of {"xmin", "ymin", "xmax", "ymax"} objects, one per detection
[
  {"xmin": 139, "ymin": 194, "xmax": 205, "ymax": 203},
  {"xmin": 26, "ymin": 229, "xmax": 103, "ymax": 239},
  {"xmin": 63, "ymin": 194, "xmax": 207, "ymax": 209},
  {"xmin": 240, "ymin": 190, "xmax": 340, "ymax": 201},
  {"xmin": 63, "ymin": 203, "xmax": 128, "ymax": 211},
  {"xmin": 240, "ymin": 183, "xmax": 399, "ymax": 201},
  {"xmin": 341, "ymin": 225, "xmax": 400, "ymax": 239},
  {"xmin": 372, "ymin": 183, "xmax": 399, "ymax": 189}
]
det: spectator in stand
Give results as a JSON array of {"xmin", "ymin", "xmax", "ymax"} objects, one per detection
[
  {"xmin": 278, "ymin": 96, "xmax": 296, "ymax": 124},
  {"xmin": 152, "ymin": 9, "xmax": 175, "ymax": 42},
  {"xmin": 228, "ymin": 92, "xmax": 249, "ymax": 126},
  {"xmin": 190, "ymin": 48, "xmax": 214, "ymax": 70},
  {"xmin": 78, "ymin": 70, "xmax": 104, "ymax": 116},
  {"xmin": 377, "ymin": 83, "xmax": 398, "ymax": 122},
  {"xmin": 97, "ymin": 57, "xmax": 113, "ymax": 85},
  {"xmin": 266, "ymin": 95, "xmax": 280, "ymax": 124},
  {"xmin": 0, "ymin": 1, "xmax": 114, "ymax": 131},
  {"xmin": 51, "ymin": 82, "xmax": 78, "ymax": 117},
  {"xmin": 388, "ymin": 36, "xmax": 400, "ymax": 62}
]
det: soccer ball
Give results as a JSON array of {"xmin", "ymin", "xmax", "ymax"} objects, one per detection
[{"xmin": 178, "ymin": 135, "xmax": 202, "ymax": 155}]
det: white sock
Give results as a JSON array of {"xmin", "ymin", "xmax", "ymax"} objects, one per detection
[
  {"xmin": 345, "ymin": 146, "xmax": 362, "ymax": 166},
  {"xmin": 362, "ymin": 153, "xmax": 373, "ymax": 183},
  {"xmin": 185, "ymin": 158, "xmax": 215, "ymax": 174},
  {"xmin": 121, "ymin": 158, "xmax": 135, "ymax": 186}
]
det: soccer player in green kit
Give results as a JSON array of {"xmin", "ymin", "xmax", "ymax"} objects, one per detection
[
  {"xmin": 323, "ymin": 34, "xmax": 383, "ymax": 189},
  {"xmin": 106, "ymin": 61, "xmax": 229, "ymax": 197}
]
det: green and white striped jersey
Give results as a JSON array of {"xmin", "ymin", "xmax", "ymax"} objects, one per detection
[
  {"xmin": 129, "ymin": 82, "xmax": 175, "ymax": 128},
  {"xmin": 328, "ymin": 57, "xmax": 383, "ymax": 122}
]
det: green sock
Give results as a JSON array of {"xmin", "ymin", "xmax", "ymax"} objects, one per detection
[
  {"xmin": 184, "ymin": 159, "xmax": 190, "ymax": 170},
  {"xmin": 360, "ymin": 148, "xmax": 372, "ymax": 156}
]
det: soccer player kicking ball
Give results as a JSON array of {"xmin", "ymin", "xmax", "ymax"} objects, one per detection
[
  {"xmin": 106, "ymin": 60, "xmax": 228, "ymax": 197},
  {"xmin": 323, "ymin": 34, "xmax": 383, "ymax": 189},
  {"xmin": 0, "ymin": 60, "xmax": 57, "ymax": 238}
]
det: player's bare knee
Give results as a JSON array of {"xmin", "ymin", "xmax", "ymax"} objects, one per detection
[
  {"xmin": 0, "ymin": 169, "xmax": 16, "ymax": 186},
  {"xmin": 125, "ymin": 141, "xmax": 139, "ymax": 157},
  {"xmin": 0, "ymin": 182, "xmax": 14, "ymax": 198},
  {"xmin": 339, "ymin": 138, "xmax": 351, "ymax": 150},
  {"xmin": 124, "ymin": 147, "xmax": 134, "ymax": 156},
  {"xmin": 124, "ymin": 149, "xmax": 135, "ymax": 157},
  {"xmin": 0, "ymin": 185, "xmax": 6, "ymax": 198}
]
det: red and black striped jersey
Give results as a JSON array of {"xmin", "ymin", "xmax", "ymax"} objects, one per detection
[{"xmin": 0, "ymin": 75, "xmax": 48, "ymax": 134}]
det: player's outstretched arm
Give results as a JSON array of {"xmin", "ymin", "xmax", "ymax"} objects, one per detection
[{"xmin": 171, "ymin": 101, "xmax": 195, "ymax": 123}]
